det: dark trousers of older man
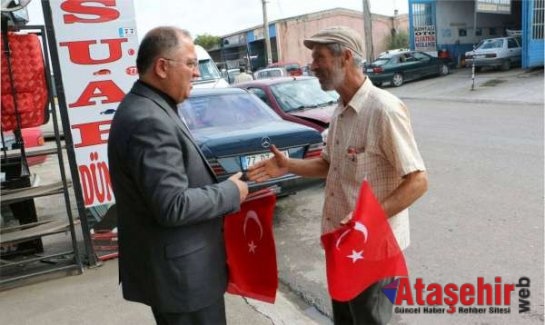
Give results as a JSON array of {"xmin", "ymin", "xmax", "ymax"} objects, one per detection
[
  {"xmin": 151, "ymin": 296, "xmax": 226, "ymax": 325},
  {"xmin": 331, "ymin": 278, "xmax": 394, "ymax": 325}
]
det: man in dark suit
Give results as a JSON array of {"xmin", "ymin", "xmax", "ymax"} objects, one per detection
[{"xmin": 108, "ymin": 26, "xmax": 248, "ymax": 324}]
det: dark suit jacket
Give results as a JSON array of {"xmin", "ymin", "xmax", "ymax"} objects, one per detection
[{"xmin": 108, "ymin": 81, "xmax": 240, "ymax": 313}]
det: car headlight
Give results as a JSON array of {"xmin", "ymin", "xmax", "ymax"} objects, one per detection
[{"xmin": 321, "ymin": 128, "xmax": 329, "ymax": 144}]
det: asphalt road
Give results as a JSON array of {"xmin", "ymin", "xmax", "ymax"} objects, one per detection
[{"xmin": 273, "ymin": 98, "xmax": 544, "ymax": 324}]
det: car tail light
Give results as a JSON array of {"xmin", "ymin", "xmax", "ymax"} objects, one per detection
[
  {"xmin": 485, "ymin": 53, "xmax": 497, "ymax": 58},
  {"xmin": 372, "ymin": 67, "xmax": 383, "ymax": 73},
  {"xmin": 208, "ymin": 159, "xmax": 226, "ymax": 176},
  {"xmin": 304, "ymin": 143, "xmax": 323, "ymax": 159}
]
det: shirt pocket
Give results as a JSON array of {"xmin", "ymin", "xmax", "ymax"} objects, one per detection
[{"xmin": 342, "ymin": 145, "xmax": 367, "ymax": 180}]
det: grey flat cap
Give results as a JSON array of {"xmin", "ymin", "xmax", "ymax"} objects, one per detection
[{"xmin": 303, "ymin": 26, "xmax": 363, "ymax": 56}]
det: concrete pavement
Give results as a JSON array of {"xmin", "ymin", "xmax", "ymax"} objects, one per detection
[
  {"xmin": 0, "ymin": 258, "xmax": 326, "ymax": 325},
  {"xmin": 386, "ymin": 66, "xmax": 544, "ymax": 106}
]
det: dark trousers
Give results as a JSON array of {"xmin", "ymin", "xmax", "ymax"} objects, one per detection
[
  {"xmin": 151, "ymin": 296, "xmax": 226, "ymax": 325},
  {"xmin": 332, "ymin": 278, "xmax": 394, "ymax": 325}
]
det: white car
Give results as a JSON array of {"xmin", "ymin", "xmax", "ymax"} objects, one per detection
[
  {"xmin": 253, "ymin": 67, "xmax": 289, "ymax": 79},
  {"xmin": 465, "ymin": 37, "xmax": 521, "ymax": 71}
]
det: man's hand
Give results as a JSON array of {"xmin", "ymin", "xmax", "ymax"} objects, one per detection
[
  {"xmin": 247, "ymin": 145, "xmax": 289, "ymax": 182},
  {"xmin": 228, "ymin": 172, "xmax": 249, "ymax": 203},
  {"xmin": 340, "ymin": 211, "xmax": 353, "ymax": 225}
]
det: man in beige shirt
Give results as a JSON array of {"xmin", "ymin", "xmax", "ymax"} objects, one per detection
[
  {"xmin": 247, "ymin": 26, "xmax": 428, "ymax": 324},
  {"xmin": 233, "ymin": 66, "xmax": 253, "ymax": 84}
]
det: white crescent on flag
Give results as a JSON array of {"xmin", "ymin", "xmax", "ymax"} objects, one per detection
[
  {"xmin": 335, "ymin": 221, "xmax": 369, "ymax": 250},
  {"xmin": 243, "ymin": 210, "xmax": 263, "ymax": 240},
  {"xmin": 354, "ymin": 222, "xmax": 368, "ymax": 243}
]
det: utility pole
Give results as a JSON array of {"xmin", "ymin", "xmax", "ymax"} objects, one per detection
[
  {"xmin": 261, "ymin": 0, "xmax": 273, "ymax": 66},
  {"xmin": 471, "ymin": 4, "xmax": 478, "ymax": 90},
  {"xmin": 362, "ymin": 0, "xmax": 374, "ymax": 62}
]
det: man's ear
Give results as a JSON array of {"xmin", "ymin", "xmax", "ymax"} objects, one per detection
[
  {"xmin": 154, "ymin": 58, "xmax": 168, "ymax": 79},
  {"xmin": 343, "ymin": 49, "xmax": 353, "ymax": 66}
]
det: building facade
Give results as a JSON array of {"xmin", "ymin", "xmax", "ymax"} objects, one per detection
[
  {"xmin": 407, "ymin": 0, "xmax": 544, "ymax": 68},
  {"xmin": 210, "ymin": 8, "xmax": 408, "ymax": 71}
]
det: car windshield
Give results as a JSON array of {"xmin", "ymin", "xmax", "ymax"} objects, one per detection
[
  {"xmin": 270, "ymin": 78, "xmax": 338, "ymax": 113},
  {"xmin": 195, "ymin": 59, "xmax": 222, "ymax": 82},
  {"xmin": 179, "ymin": 93, "xmax": 280, "ymax": 129},
  {"xmin": 477, "ymin": 39, "xmax": 504, "ymax": 50}
]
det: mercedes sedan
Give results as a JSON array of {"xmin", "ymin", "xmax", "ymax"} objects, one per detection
[{"xmin": 177, "ymin": 88, "xmax": 324, "ymax": 195}]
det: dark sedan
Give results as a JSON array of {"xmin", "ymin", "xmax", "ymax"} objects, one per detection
[
  {"xmin": 235, "ymin": 76, "xmax": 338, "ymax": 142},
  {"xmin": 177, "ymin": 87, "xmax": 324, "ymax": 195},
  {"xmin": 365, "ymin": 50, "xmax": 453, "ymax": 87}
]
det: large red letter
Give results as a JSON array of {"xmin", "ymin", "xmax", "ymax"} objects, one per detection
[
  {"xmin": 69, "ymin": 80, "xmax": 125, "ymax": 108},
  {"xmin": 60, "ymin": 38, "xmax": 127, "ymax": 65},
  {"xmin": 61, "ymin": 0, "xmax": 120, "ymax": 24},
  {"xmin": 72, "ymin": 120, "xmax": 111, "ymax": 148},
  {"xmin": 395, "ymin": 278, "xmax": 414, "ymax": 305}
]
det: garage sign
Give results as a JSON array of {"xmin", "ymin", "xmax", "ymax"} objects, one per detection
[{"xmin": 414, "ymin": 25, "xmax": 436, "ymax": 52}]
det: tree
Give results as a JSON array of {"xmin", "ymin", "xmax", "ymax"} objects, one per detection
[
  {"xmin": 385, "ymin": 31, "xmax": 409, "ymax": 50},
  {"xmin": 194, "ymin": 34, "xmax": 221, "ymax": 50}
]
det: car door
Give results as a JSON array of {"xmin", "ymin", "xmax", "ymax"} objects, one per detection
[
  {"xmin": 412, "ymin": 52, "xmax": 436, "ymax": 77},
  {"xmin": 507, "ymin": 38, "xmax": 522, "ymax": 64},
  {"xmin": 401, "ymin": 53, "xmax": 424, "ymax": 80}
]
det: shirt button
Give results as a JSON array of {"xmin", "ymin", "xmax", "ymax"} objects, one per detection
[
  {"xmin": 335, "ymin": 140, "xmax": 339, "ymax": 145},
  {"xmin": 330, "ymin": 192, "xmax": 335, "ymax": 197},
  {"xmin": 326, "ymin": 217, "xmax": 331, "ymax": 221},
  {"xmin": 333, "ymin": 167, "xmax": 337, "ymax": 171},
  {"xmin": 340, "ymin": 114, "xmax": 343, "ymax": 118}
]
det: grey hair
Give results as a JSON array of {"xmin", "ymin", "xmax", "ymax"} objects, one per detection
[
  {"xmin": 136, "ymin": 26, "xmax": 192, "ymax": 75},
  {"xmin": 325, "ymin": 43, "xmax": 364, "ymax": 68}
]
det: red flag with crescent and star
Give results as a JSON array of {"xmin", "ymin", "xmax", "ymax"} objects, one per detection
[
  {"xmin": 321, "ymin": 180, "xmax": 408, "ymax": 301},
  {"xmin": 224, "ymin": 188, "xmax": 278, "ymax": 303}
]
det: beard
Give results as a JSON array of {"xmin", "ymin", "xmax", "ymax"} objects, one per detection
[{"xmin": 316, "ymin": 60, "xmax": 345, "ymax": 91}]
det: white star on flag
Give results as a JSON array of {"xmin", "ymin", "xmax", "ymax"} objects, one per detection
[
  {"xmin": 248, "ymin": 241, "xmax": 257, "ymax": 254},
  {"xmin": 347, "ymin": 250, "xmax": 364, "ymax": 263}
]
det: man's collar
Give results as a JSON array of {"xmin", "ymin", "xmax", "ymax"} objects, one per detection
[
  {"xmin": 137, "ymin": 80, "xmax": 177, "ymax": 109},
  {"xmin": 345, "ymin": 77, "xmax": 371, "ymax": 113}
]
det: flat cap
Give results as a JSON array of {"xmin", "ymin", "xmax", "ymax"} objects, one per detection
[{"xmin": 303, "ymin": 26, "xmax": 363, "ymax": 56}]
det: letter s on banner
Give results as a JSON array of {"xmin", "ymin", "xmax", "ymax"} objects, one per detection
[{"xmin": 61, "ymin": 0, "xmax": 120, "ymax": 24}]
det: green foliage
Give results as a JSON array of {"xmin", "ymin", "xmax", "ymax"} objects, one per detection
[
  {"xmin": 194, "ymin": 34, "xmax": 221, "ymax": 50},
  {"xmin": 385, "ymin": 31, "xmax": 409, "ymax": 50}
]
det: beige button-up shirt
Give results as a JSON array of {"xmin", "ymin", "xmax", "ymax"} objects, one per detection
[{"xmin": 321, "ymin": 79, "xmax": 426, "ymax": 250}]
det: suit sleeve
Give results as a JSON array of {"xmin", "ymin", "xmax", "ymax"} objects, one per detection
[{"xmin": 126, "ymin": 112, "xmax": 240, "ymax": 227}]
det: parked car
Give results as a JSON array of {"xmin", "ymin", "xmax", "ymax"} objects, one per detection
[
  {"xmin": 193, "ymin": 45, "xmax": 229, "ymax": 88},
  {"xmin": 177, "ymin": 87, "xmax": 324, "ymax": 195},
  {"xmin": 234, "ymin": 76, "xmax": 338, "ymax": 142},
  {"xmin": 464, "ymin": 36, "xmax": 521, "ymax": 71},
  {"xmin": 253, "ymin": 67, "xmax": 289, "ymax": 80},
  {"xmin": 267, "ymin": 62, "xmax": 303, "ymax": 76},
  {"xmin": 365, "ymin": 50, "xmax": 453, "ymax": 87},
  {"xmin": 1, "ymin": 127, "xmax": 46, "ymax": 166},
  {"xmin": 222, "ymin": 68, "xmax": 241, "ymax": 84}
]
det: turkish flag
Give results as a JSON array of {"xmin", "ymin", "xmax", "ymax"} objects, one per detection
[
  {"xmin": 321, "ymin": 181, "xmax": 408, "ymax": 301},
  {"xmin": 224, "ymin": 188, "xmax": 278, "ymax": 303}
]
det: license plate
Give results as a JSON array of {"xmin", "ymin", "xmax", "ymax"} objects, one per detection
[
  {"xmin": 241, "ymin": 150, "xmax": 289, "ymax": 170},
  {"xmin": 366, "ymin": 69, "xmax": 373, "ymax": 73}
]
